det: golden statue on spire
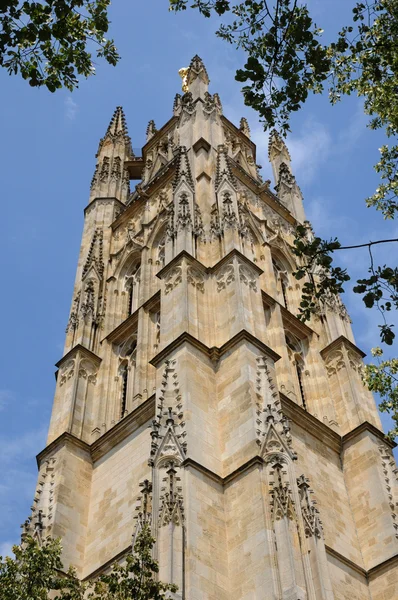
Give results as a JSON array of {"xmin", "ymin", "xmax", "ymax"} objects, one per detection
[{"xmin": 178, "ymin": 67, "xmax": 190, "ymax": 93}]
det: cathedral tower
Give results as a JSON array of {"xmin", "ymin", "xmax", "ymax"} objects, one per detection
[{"xmin": 28, "ymin": 56, "xmax": 397, "ymax": 599}]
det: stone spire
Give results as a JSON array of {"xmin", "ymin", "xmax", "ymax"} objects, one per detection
[
  {"xmin": 90, "ymin": 106, "xmax": 131, "ymax": 203},
  {"xmin": 268, "ymin": 129, "xmax": 291, "ymax": 184},
  {"xmin": 182, "ymin": 55, "xmax": 210, "ymax": 100},
  {"xmin": 268, "ymin": 129, "xmax": 305, "ymax": 222},
  {"xmin": 98, "ymin": 106, "xmax": 132, "ymax": 155}
]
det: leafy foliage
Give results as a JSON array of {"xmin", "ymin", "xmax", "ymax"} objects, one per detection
[
  {"xmin": 0, "ymin": 0, "xmax": 119, "ymax": 91},
  {"xmin": 169, "ymin": 0, "xmax": 330, "ymax": 135},
  {"xmin": 363, "ymin": 348, "xmax": 398, "ymax": 439},
  {"xmin": 0, "ymin": 526, "xmax": 177, "ymax": 600}
]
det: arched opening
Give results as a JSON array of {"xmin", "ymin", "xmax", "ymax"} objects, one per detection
[
  {"xmin": 118, "ymin": 337, "xmax": 137, "ymax": 419},
  {"xmin": 272, "ymin": 255, "xmax": 290, "ymax": 309},
  {"xmin": 285, "ymin": 332, "xmax": 307, "ymax": 410},
  {"xmin": 124, "ymin": 261, "xmax": 141, "ymax": 316}
]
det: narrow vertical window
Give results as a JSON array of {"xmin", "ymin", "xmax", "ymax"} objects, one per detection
[
  {"xmin": 281, "ymin": 279, "xmax": 288, "ymax": 310},
  {"xmin": 121, "ymin": 366, "xmax": 128, "ymax": 418},
  {"xmin": 128, "ymin": 284, "xmax": 134, "ymax": 316},
  {"xmin": 285, "ymin": 332, "xmax": 307, "ymax": 411},
  {"xmin": 295, "ymin": 362, "xmax": 306, "ymax": 410},
  {"xmin": 272, "ymin": 257, "xmax": 289, "ymax": 309}
]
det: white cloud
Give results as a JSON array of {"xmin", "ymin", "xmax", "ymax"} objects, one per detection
[
  {"xmin": 250, "ymin": 118, "xmax": 332, "ymax": 186},
  {"xmin": 287, "ymin": 120, "xmax": 332, "ymax": 184},
  {"xmin": 65, "ymin": 96, "xmax": 78, "ymax": 121},
  {"xmin": 338, "ymin": 101, "xmax": 368, "ymax": 150}
]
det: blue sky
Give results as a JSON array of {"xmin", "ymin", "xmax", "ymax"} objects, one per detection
[{"xmin": 0, "ymin": 0, "xmax": 397, "ymax": 556}]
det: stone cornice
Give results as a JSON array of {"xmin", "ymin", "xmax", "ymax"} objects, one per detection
[
  {"xmin": 183, "ymin": 455, "xmax": 265, "ymax": 486},
  {"xmin": 149, "ymin": 329, "xmax": 280, "ymax": 368},
  {"xmin": 325, "ymin": 546, "xmax": 398, "ymax": 581},
  {"xmin": 55, "ymin": 344, "xmax": 102, "ymax": 370},
  {"xmin": 279, "ymin": 393, "xmax": 341, "ymax": 454},
  {"xmin": 82, "ymin": 536, "xmax": 397, "ymax": 584},
  {"xmin": 262, "ymin": 290, "xmax": 316, "ymax": 340},
  {"xmin": 230, "ymin": 160, "xmax": 296, "ymax": 227},
  {"xmin": 211, "ymin": 247, "xmax": 264, "ymax": 276},
  {"xmin": 82, "ymin": 545, "xmax": 132, "ymax": 581},
  {"xmin": 104, "ymin": 310, "xmax": 139, "ymax": 344},
  {"xmin": 103, "ymin": 291, "xmax": 160, "ymax": 344},
  {"xmin": 84, "ymin": 197, "xmax": 125, "ymax": 217},
  {"xmin": 280, "ymin": 394, "xmax": 395, "ymax": 452},
  {"xmin": 325, "ymin": 545, "xmax": 367, "ymax": 577},
  {"xmin": 142, "ymin": 156, "xmax": 177, "ymax": 195},
  {"xmin": 156, "ymin": 250, "xmax": 205, "ymax": 280},
  {"xmin": 36, "ymin": 396, "xmax": 156, "ymax": 467},
  {"xmin": 91, "ymin": 396, "xmax": 155, "ymax": 463},
  {"xmin": 367, "ymin": 552, "xmax": 398, "ymax": 579},
  {"xmin": 156, "ymin": 248, "xmax": 264, "ymax": 281},
  {"xmin": 342, "ymin": 420, "xmax": 396, "ymax": 449},
  {"xmin": 141, "ymin": 116, "xmax": 179, "ymax": 155},
  {"xmin": 110, "ymin": 195, "xmax": 146, "ymax": 231},
  {"xmin": 221, "ymin": 115, "xmax": 256, "ymax": 156},
  {"xmin": 36, "ymin": 432, "xmax": 91, "ymax": 468},
  {"xmin": 320, "ymin": 335, "xmax": 366, "ymax": 360}
]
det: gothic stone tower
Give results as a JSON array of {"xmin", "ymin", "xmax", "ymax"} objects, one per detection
[{"xmin": 28, "ymin": 56, "xmax": 398, "ymax": 600}]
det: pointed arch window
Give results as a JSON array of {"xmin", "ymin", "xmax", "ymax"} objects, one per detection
[
  {"xmin": 285, "ymin": 332, "xmax": 307, "ymax": 410},
  {"xmin": 125, "ymin": 263, "xmax": 141, "ymax": 316},
  {"xmin": 272, "ymin": 256, "xmax": 289, "ymax": 309},
  {"xmin": 118, "ymin": 337, "xmax": 137, "ymax": 419}
]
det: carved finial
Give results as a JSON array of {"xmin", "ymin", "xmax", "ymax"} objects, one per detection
[
  {"xmin": 166, "ymin": 407, "xmax": 175, "ymax": 427},
  {"xmin": 178, "ymin": 55, "xmax": 210, "ymax": 98},
  {"xmin": 215, "ymin": 144, "xmax": 236, "ymax": 191},
  {"xmin": 146, "ymin": 120, "xmax": 157, "ymax": 142},
  {"xmin": 268, "ymin": 129, "xmax": 291, "ymax": 187},
  {"xmin": 173, "ymin": 146, "xmax": 195, "ymax": 190},
  {"xmin": 239, "ymin": 117, "xmax": 250, "ymax": 138}
]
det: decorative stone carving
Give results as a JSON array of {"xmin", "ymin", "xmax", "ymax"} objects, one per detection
[
  {"xmin": 80, "ymin": 280, "xmax": 95, "ymax": 317},
  {"xmin": 164, "ymin": 266, "xmax": 183, "ymax": 295},
  {"xmin": 324, "ymin": 350, "xmax": 345, "ymax": 377},
  {"xmin": 99, "ymin": 156, "xmax": 110, "ymax": 182},
  {"xmin": 59, "ymin": 359, "xmax": 75, "ymax": 386},
  {"xmin": 146, "ymin": 119, "xmax": 157, "ymax": 141},
  {"xmin": 221, "ymin": 191, "xmax": 238, "ymax": 230},
  {"xmin": 83, "ymin": 229, "xmax": 104, "ymax": 280},
  {"xmin": 66, "ymin": 291, "xmax": 80, "ymax": 333},
  {"xmin": 187, "ymin": 266, "xmax": 205, "ymax": 293},
  {"xmin": 22, "ymin": 458, "xmax": 56, "ymax": 544},
  {"xmin": 239, "ymin": 117, "xmax": 250, "ymax": 138},
  {"xmin": 203, "ymin": 91, "xmax": 222, "ymax": 116},
  {"xmin": 149, "ymin": 360, "xmax": 186, "ymax": 466},
  {"xmin": 238, "ymin": 262, "xmax": 258, "ymax": 292},
  {"xmin": 321, "ymin": 290, "xmax": 351, "ymax": 323},
  {"xmin": 132, "ymin": 479, "xmax": 153, "ymax": 548},
  {"xmin": 176, "ymin": 192, "xmax": 192, "ymax": 230},
  {"xmin": 210, "ymin": 203, "xmax": 222, "ymax": 239},
  {"xmin": 297, "ymin": 474, "xmax": 323, "ymax": 538},
  {"xmin": 110, "ymin": 156, "xmax": 122, "ymax": 181},
  {"xmin": 269, "ymin": 461, "xmax": 296, "ymax": 522},
  {"xmin": 78, "ymin": 358, "xmax": 98, "ymax": 385},
  {"xmin": 158, "ymin": 461, "xmax": 184, "ymax": 527},
  {"xmin": 193, "ymin": 204, "xmax": 205, "ymax": 239},
  {"xmin": 379, "ymin": 444, "xmax": 398, "ymax": 538},
  {"xmin": 216, "ymin": 262, "xmax": 235, "ymax": 292}
]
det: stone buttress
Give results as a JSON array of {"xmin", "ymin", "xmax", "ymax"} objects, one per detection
[{"xmin": 28, "ymin": 56, "xmax": 398, "ymax": 599}]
